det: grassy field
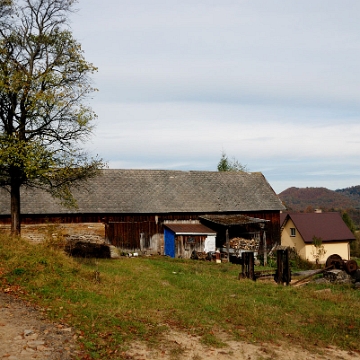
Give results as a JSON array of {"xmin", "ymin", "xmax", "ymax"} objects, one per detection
[{"xmin": 1, "ymin": 235, "xmax": 360, "ymax": 359}]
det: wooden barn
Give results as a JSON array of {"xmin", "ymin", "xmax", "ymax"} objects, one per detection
[{"xmin": 0, "ymin": 169, "xmax": 285, "ymax": 258}]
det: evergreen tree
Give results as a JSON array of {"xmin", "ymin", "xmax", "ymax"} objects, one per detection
[{"xmin": 217, "ymin": 152, "xmax": 247, "ymax": 172}]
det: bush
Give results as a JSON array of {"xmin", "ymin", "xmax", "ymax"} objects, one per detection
[
  {"xmin": 288, "ymin": 248, "xmax": 315, "ymax": 270},
  {"xmin": 350, "ymin": 232, "xmax": 360, "ymax": 258}
]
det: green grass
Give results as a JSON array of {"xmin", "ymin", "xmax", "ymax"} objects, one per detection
[{"xmin": 1, "ymin": 235, "xmax": 360, "ymax": 359}]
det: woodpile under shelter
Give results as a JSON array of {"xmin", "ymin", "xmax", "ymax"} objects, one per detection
[
  {"xmin": 200, "ymin": 214, "xmax": 270, "ymax": 262},
  {"xmin": 0, "ymin": 169, "xmax": 285, "ymax": 258}
]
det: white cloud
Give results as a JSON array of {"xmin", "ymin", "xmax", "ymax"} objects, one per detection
[{"xmin": 73, "ymin": 0, "xmax": 360, "ymax": 193}]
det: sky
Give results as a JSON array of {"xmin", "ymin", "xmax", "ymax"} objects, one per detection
[{"xmin": 70, "ymin": 0, "xmax": 360, "ymax": 194}]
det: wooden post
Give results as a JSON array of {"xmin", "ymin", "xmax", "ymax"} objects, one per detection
[
  {"xmin": 226, "ymin": 228, "xmax": 229, "ymax": 262},
  {"xmin": 240, "ymin": 252, "xmax": 246, "ymax": 279},
  {"xmin": 276, "ymin": 250, "xmax": 284, "ymax": 285},
  {"xmin": 276, "ymin": 247, "xmax": 291, "ymax": 285},
  {"xmin": 263, "ymin": 230, "xmax": 267, "ymax": 266},
  {"xmin": 248, "ymin": 252, "xmax": 255, "ymax": 281},
  {"xmin": 284, "ymin": 247, "xmax": 291, "ymax": 285},
  {"xmin": 239, "ymin": 252, "xmax": 255, "ymax": 281}
]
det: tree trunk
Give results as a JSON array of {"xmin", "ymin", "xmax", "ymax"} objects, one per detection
[{"xmin": 10, "ymin": 181, "xmax": 21, "ymax": 236}]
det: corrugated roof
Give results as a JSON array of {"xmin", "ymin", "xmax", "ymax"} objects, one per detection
[
  {"xmin": 164, "ymin": 223, "xmax": 216, "ymax": 235},
  {"xmin": 282, "ymin": 212, "xmax": 355, "ymax": 243},
  {"xmin": 0, "ymin": 169, "xmax": 285, "ymax": 215},
  {"xmin": 200, "ymin": 214, "xmax": 269, "ymax": 226}
]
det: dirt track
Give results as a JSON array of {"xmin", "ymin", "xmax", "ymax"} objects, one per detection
[{"xmin": 0, "ymin": 292, "xmax": 82, "ymax": 359}]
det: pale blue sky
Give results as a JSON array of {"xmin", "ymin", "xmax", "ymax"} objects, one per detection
[{"xmin": 71, "ymin": 0, "xmax": 360, "ymax": 193}]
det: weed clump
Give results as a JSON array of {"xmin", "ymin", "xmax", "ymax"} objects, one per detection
[{"xmin": 288, "ymin": 248, "xmax": 315, "ymax": 270}]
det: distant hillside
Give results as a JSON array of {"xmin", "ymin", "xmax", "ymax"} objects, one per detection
[
  {"xmin": 335, "ymin": 185, "xmax": 360, "ymax": 205},
  {"xmin": 278, "ymin": 187, "xmax": 359, "ymax": 212}
]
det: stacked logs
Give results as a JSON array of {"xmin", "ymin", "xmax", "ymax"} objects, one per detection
[{"xmin": 227, "ymin": 237, "xmax": 259, "ymax": 251}]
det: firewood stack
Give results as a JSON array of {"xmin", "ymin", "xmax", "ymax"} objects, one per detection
[{"xmin": 227, "ymin": 237, "xmax": 260, "ymax": 251}]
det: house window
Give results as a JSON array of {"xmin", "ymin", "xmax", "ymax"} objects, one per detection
[{"xmin": 290, "ymin": 228, "xmax": 296, "ymax": 237}]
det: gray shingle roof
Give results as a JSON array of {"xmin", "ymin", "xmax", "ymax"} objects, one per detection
[{"xmin": 0, "ymin": 169, "xmax": 285, "ymax": 215}]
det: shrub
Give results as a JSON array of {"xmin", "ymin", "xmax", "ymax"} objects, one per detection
[{"xmin": 288, "ymin": 248, "xmax": 315, "ymax": 270}]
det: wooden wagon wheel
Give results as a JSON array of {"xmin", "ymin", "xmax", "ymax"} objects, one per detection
[
  {"xmin": 325, "ymin": 254, "xmax": 342, "ymax": 269},
  {"xmin": 345, "ymin": 260, "xmax": 358, "ymax": 274}
]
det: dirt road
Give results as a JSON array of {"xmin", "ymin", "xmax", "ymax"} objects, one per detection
[{"xmin": 0, "ymin": 292, "xmax": 82, "ymax": 359}]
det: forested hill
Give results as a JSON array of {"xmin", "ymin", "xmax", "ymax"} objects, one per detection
[
  {"xmin": 278, "ymin": 186, "xmax": 360, "ymax": 212},
  {"xmin": 335, "ymin": 186, "xmax": 360, "ymax": 204}
]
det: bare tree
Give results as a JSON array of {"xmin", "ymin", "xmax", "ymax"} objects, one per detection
[{"xmin": 0, "ymin": 0, "xmax": 104, "ymax": 235}]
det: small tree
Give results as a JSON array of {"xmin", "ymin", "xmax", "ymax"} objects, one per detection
[
  {"xmin": 341, "ymin": 211, "xmax": 360, "ymax": 257},
  {"xmin": 304, "ymin": 205, "xmax": 315, "ymax": 213},
  {"xmin": 342, "ymin": 211, "xmax": 356, "ymax": 234},
  {"xmin": 311, "ymin": 236, "xmax": 326, "ymax": 265},
  {"xmin": 0, "ymin": 0, "xmax": 104, "ymax": 235},
  {"xmin": 352, "ymin": 231, "xmax": 360, "ymax": 258},
  {"xmin": 217, "ymin": 152, "xmax": 248, "ymax": 172}
]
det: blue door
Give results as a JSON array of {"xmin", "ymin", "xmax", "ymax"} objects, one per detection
[{"xmin": 164, "ymin": 228, "xmax": 175, "ymax": 258}]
